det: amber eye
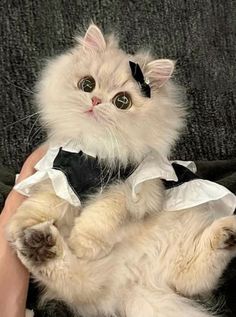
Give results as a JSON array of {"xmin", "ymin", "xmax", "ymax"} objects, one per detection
[
  {"xmin": 78, "ymin": 76, "xmax": 96, "ymax": 92},
  {"xmin": 112, "ymin": 92, "xmax": 132, "ymax": 110}
]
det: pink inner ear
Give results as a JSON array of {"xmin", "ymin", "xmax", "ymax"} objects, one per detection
[
  {"xmin": 156, "ymin": 66, "xmax": 173, "ymax": 78},
  {"xmin": 86, "ymin": 34, "xmax": 94, "ymax": 45},
  {"xmin": 83, "ymin": 25, "xmax": 106, "ymax": 51},
  {"xmin": 85, "ymin": 33, "xmax": 99, "ymax": 48},
  {"xmin": 147, "ymin": 60, "xmax": 175, "ymax": 87}
]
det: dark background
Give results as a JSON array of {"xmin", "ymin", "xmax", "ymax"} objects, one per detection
[{"xmin": 0, "ymin": 0, "xmax": 235, "ymax": 172}]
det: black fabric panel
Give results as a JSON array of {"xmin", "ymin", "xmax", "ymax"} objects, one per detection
[
  {"xmin": 162, "ymin": 162, "xmax": 200, "ymax": 189},
  {"xmin": 52, "ymin": 148, "xmax": 135, "ymax": 202}
]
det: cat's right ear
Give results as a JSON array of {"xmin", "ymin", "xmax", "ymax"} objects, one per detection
[{"xmin": 78, "ymin": 24, "xmax": 106, "ymax": 52}]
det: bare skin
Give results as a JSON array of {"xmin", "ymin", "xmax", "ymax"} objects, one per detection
[{"xmin": 0, "ymin": 145, "xmax": 47, "ymax": 317}]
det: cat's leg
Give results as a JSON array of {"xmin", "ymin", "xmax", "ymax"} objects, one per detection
[
  {"xmin": 69, "ymin": 179, "xmax": 164, "ymax": 260},
  {"xmin": 125, "ymin": 288, "xmax": 215, "ymax": 317},
  {"xmin": 171, "ymin": 215, "xmax": 236, "ymax": 297},
  {"xmin": 6, "ymin": 187, "xmax": 77, "ymax": 245},
  {"xmin": 68, "ymin": 185, "xmax": 128, "ymax": 260}
]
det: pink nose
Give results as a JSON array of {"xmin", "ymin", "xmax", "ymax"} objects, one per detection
[{"xmin": 91, "ymin": 96, "xmax": 102, "ymax": 106}]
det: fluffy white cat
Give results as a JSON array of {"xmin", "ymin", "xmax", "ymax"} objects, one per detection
[{"xmin": 6, "ymin": 24, "xmax": 236, "ymax": 317}]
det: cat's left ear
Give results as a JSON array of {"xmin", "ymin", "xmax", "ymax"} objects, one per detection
[
  {"xmin": 145, "ymin": 59, "xmax": 175, "ymax": 88},
  {"xmin": 82, "ymin": 24, "xmax": 106, "ymax": 52}
]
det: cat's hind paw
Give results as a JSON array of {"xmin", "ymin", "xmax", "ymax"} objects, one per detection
[{"xmin": 210, "ymin": 216, "xmax": 236, "ymax": 250}]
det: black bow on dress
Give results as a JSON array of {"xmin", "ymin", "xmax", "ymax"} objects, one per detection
[{"xmin": 129, "ymin": 61, "xmax": 151, "ymax": 98}]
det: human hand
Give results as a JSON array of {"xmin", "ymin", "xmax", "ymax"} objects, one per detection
[{"xmin": 0, "ymin": 144, "xmax": 47, "ymax": 317}]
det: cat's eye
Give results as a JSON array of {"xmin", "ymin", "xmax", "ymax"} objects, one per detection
[
  {"xmin": 112, "ymin": 92, "xmax": 132, "ymax": 110},
  {"xmin": 78, "ymin": 76, "xmax": 96, "ymax": 92}
]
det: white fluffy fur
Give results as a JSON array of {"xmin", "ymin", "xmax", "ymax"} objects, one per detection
[{"xmin": 7, "ymin": 24, "xmax": 236, "ymax": 317}]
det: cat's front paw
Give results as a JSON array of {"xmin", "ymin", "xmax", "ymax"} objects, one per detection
[
  {"xmin": 14, "ymin": 222, "xmax": 63, "ymax": 267},
  {"xmin": 69, "ymin": 231, "xmax": 112, "ymax": 260}
]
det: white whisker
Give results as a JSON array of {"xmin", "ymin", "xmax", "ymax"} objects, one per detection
[
  {"xmin": 27, "ymin": 116, "xmax": 40, "ymax": 142},
  {"xmin": 28, "ymin": 126, "xmax": 44, "ymax": 143},
  {"xmin": 3, "ymin": 77, "xmax": 34, "ymax": 95},
  {"xmin": 3, "ymin": 111, "xmax": 42, "ymax": 129}
]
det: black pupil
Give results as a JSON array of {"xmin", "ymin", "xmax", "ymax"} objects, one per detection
[
  {"xmin": 81, "ymin": 78, "xmax": 95, "ymax": 92},
  {"xmin": 115, "ymin": 94, "xmax": 130, "ymax": 109}
]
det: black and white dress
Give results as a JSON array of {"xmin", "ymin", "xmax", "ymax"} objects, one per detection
[{"xmin": 15, "ymin": 140, "xmax": 236, "ymax": 218}]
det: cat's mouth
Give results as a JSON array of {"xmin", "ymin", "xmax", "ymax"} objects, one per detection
[
  {"xmin": 85, "ymin": 108, "xmax": 93, "ymax": 113},
  {"xmin": 84, "ymin": 108, "xmax": 98, "ymax": 121}
]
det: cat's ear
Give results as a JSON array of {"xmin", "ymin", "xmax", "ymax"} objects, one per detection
[
  {"xmin": 146, "ymin": 59, "xmax": 175, "ymax": 88},
  {"xmin": 82, "ymin": 24, "xmax": 106, "ymax": 52}
]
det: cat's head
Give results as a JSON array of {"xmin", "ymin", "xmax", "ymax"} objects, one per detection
[{"xmin": 36, "ymin": 24, "xmax": 185, "ymax": 164}]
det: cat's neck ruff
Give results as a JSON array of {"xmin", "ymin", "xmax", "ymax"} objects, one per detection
[{"xmin": 48, "ymin": 138, "xmax": 148, "ymax": 167}]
